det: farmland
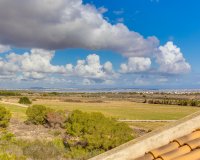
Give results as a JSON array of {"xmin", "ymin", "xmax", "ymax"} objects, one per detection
[{"xmin": 1, "ymin": 92, "xmax": 200, "ymax": 131}]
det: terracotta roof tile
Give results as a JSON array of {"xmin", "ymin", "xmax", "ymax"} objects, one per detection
[
  {"xmin": 158, "ymin": 145, "xmax": 191, "ymax": 160},
  {"xmin": 173, "ymin": 131, "xmax": 200, "ymax": 146},
  {"xmin": 171, "ymin": 149, "xmax": 200, "ymax": 160},
  {"xmin": 134, "ymin": 153, "xmax": 154, "ymax": 160},
  {"xmin": 149, "ymin": 142, "xmax": 180, "ymax": 158},
  {"xmin": 135, "ymin": 130, "xmax": 200, "ymax": 160}
]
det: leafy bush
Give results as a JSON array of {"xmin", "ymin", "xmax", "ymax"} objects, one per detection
[
  {"xmin": 18, "ymin": 97, "xmax": 32, "ymax": 105},
  {"xmin": 26, "ymin": 105, "xmax": 50, "ymax": 125},
  {"xmin": 0, "ymin": 131, "xmax": 15, "ymax": 141},
  {"xmin": 26, "ymin": 105, "xmax": 68, "ymax": 128},
  {"xmin": 65, "ymin": 110, "xmax": 133, "ymax": 159},
  {"xmin": 0, "ymin": 106, "xmax": 11, "ymax": 128}
]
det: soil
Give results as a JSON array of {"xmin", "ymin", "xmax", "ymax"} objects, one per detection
[{"xmin": 8, "ymin": 118, "xmax": 65, "ymax": 141}]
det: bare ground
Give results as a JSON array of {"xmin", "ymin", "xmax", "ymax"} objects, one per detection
[{"xmin": 8, "ymin": 118, "xmax": 65, "ymax": 141}]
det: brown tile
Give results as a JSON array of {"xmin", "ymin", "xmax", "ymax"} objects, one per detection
[
  {"xmin": 184, "ymin": 137, "xmax": 200, "ymax": 150},
  {"xmin": 149, "ymin": 142, "xmax": 180, "ymax": 158},
  {"xmin": 173, "ymin": 131, "xmax": 200, "ymax": 146},
  {"xmin": 158, "ymin": 145, "xmax": 191, "ymax": 160},
  {"xmin": 134, "ymin": 153, "xmax": 154, "ymax": 160},
  {"xmin": 171, "ymin": 149, "xmax": 200, "ymax": 160}
]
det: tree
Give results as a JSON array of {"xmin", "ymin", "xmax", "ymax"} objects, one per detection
[
  {"xmin": 18, "ymin": 97, "xmax": 32, "ymax": 105},
  {"xmin": 0, "ymin": 106, "xmax": 11, "ymax": 128}
]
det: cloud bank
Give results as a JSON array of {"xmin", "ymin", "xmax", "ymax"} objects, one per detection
[
  {"xmin": 0, "ymin": 49, "xmax": 116, "ymax": 84},
  {"xmin": 0, "ymin": 0, "xmax": 158, "ymax": 57}
]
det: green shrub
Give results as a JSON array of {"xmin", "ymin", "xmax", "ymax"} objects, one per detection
[
  {"xmin": 18, "ymin": 97, "xmax": 31, "ymax": 105},
  {"xmin": 0, "ymin": 131, "xmax": 15, "ymax": 141},
  {"xmin": 52, "ymin": 138, "xmax": 65, "ymax": 152},
  {"xmin": 190, "ymin": 100, "xmax": 199, "ymax": 106},
  {"xmin": 0, "ymin": 153, "xmax": 17, "ymax": 160},
  {"xmin": 26, "ymin": 105, "xmax": 50, "ymax": 125},
  {"xmin": 26, "ymin": 106, "xmax": 68, "ymax": 127},
  {"xmin": 65, "ymin": 110, "xmax": 133, "ymax": 159},
  {"xmin": 0, "ymin": 106, "xmax": 11, "ymax": 128}
]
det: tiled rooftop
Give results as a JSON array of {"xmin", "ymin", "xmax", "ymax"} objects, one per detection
[{"xmin": 135, "ymin": 130, "xmax": 200, "ymax": 160}]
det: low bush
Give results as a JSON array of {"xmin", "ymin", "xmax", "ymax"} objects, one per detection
[
  {"xmin": 18, "ymin": 97, "xmax": 32, "ymax": 105},
  {"xmin": 26, "ymin": 106, "xmax": 68, "ymax": 128},
  {"xmin": 0, "ymin": 153, "xmax": 26, "ymax": 160},
  {"xmin": 0, "ymin": 106, "xmax": 11, "ymax": 128},
  {"xmin": 26, "ymin": 105, "xmax": 51, "ymax": 125},
  {"xmin": 0, "ymin": 131, "xmax": 15, "ymax": 142},
  {"xmin": 64, "ymin": 110, "xmax": 133, "ymax": 159}
]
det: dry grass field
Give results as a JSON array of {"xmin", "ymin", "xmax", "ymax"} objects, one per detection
[
  {"xmin": 33, "ymin": 99, "xmax": 200, "ymax": 120},
  {"xmin": 1, "ymin": 95, "xmax": 200, "ymax": 133}
]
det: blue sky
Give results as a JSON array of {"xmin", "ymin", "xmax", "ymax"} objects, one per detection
[{"xmin": 0, "ymin": 0, "xmax": 199, "ymax": 89}]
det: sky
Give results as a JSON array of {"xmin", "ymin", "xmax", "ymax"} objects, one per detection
[{"xmin": 0, "ymin": 0, "xmax": 199, "ymax": 89}]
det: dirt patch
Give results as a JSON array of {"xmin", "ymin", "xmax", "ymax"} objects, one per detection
[{"xmin": 8, "ymin": 118, "xmax": 65, "ymax": 141}]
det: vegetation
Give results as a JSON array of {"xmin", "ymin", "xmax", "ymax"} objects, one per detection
[
  {"xmin": 1, "ymin": 90, "xmax": 200, "ymax": 159},
  {"xmin": 0, "ymin": 131, "xmax": 65, "ymax": 160},
  {"xmin": 25, "ymin": 106, "xmax": 133, "ymax": 159},
  {"xmin": 34, "ymin": 100, "xmax": 200, "ymax": 120},
  {"xmin": 64, "ymin": 110, "xmax": 133, "ymax": 159},
  {"xmin": 26, "ymin": 105, "xmax": 68, "ymax": 127},
  {"xmin": 18, "ymin": 97, "xmax": 32, "ymax": 105},
  {"xmin": 0, "ymin": 91, "xmax": 21, "ymax": 96},
  {"xmin": 147, "ymin": 99, "xmax": 200, "ymax": 107},
  {"xmin": 23, "ymin": 140, "xmax": 62, "ymax": 160},
  {"xmin": 0, "ymin": 106, "xmax": 11, "ymax": 128},
  {"xmin": 26, "ymin": 105, "xmax": 50, "ymax": 125}
]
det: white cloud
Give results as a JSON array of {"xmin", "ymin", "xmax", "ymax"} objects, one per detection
[
  {"xmin": 6, "ymin": 49, "xmax": 65, "ymax": 74},
  {"xmin": 73, "ymin": 54, "xmax": 115, "ymax": 80},
  {"xmin": 0, "ymin": 44, "xmax": 10, "ymax": 53},
  {"xmin": 156, "ymin": 41, "xmax": 191, "ymax": 74},
  {"xmin": 103, "ymin": 61, "xmax": 113, "ymax": 73},
  {"xmin": 0, "ymin": 0, "xmax": 158, "ymax": 57},
  {"xmin": 0, "ymin": 49, "xmax": 66, "ymax": 80},
  {"xmin": 0, "ymin": 49, "xmax": 116, "ymax": 84},
  {"xmin": 120, "ymin": 57, "xmax": 151, "ymax": 73}
]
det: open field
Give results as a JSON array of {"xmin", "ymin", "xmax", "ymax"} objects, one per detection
[
  {"xmin": 1, "ymin": 99, "xmax": 200, "ymax": 121},
  {"xmin": 1, "ymin": 92, "xmax": 200, "ymax": 134},
  {"xmin": 33, "ymin": 100, "xmax": 200, "ymax": 120},
  {"xmin": 1, "ymin": 99, "xmax": 200, "ymax": 132}
]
